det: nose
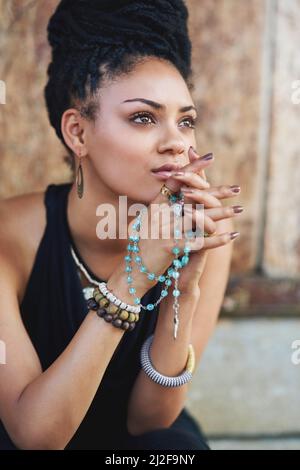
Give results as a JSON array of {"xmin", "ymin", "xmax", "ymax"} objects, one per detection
[{"xmin": 158, "ymin": 139, "xmax": 186, "ymax": 157}]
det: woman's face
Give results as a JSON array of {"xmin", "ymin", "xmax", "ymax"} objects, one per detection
[{"xmin": 81, "ymin": 57, "xmax": 197, "ymax": 204}]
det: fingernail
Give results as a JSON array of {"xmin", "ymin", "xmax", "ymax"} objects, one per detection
[
  {"xmin": 181, "ymin": 186, "xmax": 194, "ymax": 193},
  {"xmin": 230, "ymin": 185, "xmax": 241, "ymax": 193},
  {"xmin": 172, "ymin": 171, "xmax": 185, "ymax": 176},
  {"xmin": 232, "ymin": 205, "xmax": 244, "ymax": 214},
  {"xmin": 191, "ymin": 147, "xmax": 213, "ymax": 161},
  {"xmin": 200, "ymin": 152, "xmax": 213, "ymax": 161},
  {"xmin": 190, "ymin": 146, "xmax": 198, "ymax": 155},
  {"xmin": 230, "ymin": 231, "xmax": 240, "ymax": 240}
]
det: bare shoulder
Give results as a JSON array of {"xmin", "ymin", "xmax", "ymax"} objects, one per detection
[{"xmin": 0, "ymin": 189, "xmax": 47, "ymax": 303}]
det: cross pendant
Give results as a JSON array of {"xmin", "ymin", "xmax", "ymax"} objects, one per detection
[{"xmin": 173, "ymin": 315, "xmax": 179, "ymax": 339}]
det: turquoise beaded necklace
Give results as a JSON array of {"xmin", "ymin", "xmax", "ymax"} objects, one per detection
[{"xmin": 125, "ymin": 190, "xmax": 191, "ymax": 339}]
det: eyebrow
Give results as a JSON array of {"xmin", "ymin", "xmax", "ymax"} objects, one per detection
[{"xmin": 121, "ymin": 98, "xmax": 197, "ymax": 113}]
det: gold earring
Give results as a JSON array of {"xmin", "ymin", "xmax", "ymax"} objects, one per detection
[{"xmin": 76, "ymin": 152, "xmax": 84, "ymax": 199}]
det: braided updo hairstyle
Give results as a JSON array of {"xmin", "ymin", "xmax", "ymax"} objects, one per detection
[{"xmin": 44, "ymin": 0, "xmax": 193, "ymax": 174}]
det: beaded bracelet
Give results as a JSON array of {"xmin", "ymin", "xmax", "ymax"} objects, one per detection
[
  {"xmin": 140, "ymin": 334, "xmax": 195, "ymax": 387},
  {"xmin": 98, "ymin": 282, "xmax": 140, "ymax": 314},
  {"xmin": 87, "ymin": 287, "xmax": 139, "ymax": 331}
]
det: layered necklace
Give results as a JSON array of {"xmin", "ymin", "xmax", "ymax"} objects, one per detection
[
  {"xmin": 69, "ymin": 189, "xmax": 192, "ymax": 339},
  {"xmin": 70, "ymin": 245, "xmax": 101, "ymax": 300}
]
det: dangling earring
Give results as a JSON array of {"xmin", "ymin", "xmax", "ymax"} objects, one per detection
[{"xmin": 76, "ymin": 151, "xmax": 84, "ymax": 199}]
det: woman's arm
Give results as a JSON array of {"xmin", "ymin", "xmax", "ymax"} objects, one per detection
[
  {"xmin": 127, "ymin": 218, "xmax": 233, "ymax": 435},
  {"xmin": 0, "ymin": 253, "xmax": 149, "ymax": 450},
  {"xmin": 190, "ymin": 218, "xmax": 234, "ymax": 360},
  {"xmin": 126, "ymin": 291, "xmax": 198, "ymax": 435}
]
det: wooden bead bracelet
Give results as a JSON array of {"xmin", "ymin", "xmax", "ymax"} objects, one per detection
[{"xmin": 86, "ymin": 287, "xmax": 139, "ymax": 331}]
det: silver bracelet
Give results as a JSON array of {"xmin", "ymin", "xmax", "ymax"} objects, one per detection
[
  {"xmin": 140, "ymin": 334, "xmax": 194, "ymax": 388},
  {"xmin": 98, "ymin": 282, "xmax": 141, "ymax": 314}
]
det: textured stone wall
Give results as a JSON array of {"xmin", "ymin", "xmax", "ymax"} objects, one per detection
[
  {"xmin": 0, "ymin": 0, "xmax": 299, "ymax": 278},
  {"xmin": 1, "ymin": 0, "xmax": 299, "ymax": 447},
  {"xmin": 263, "ymin": 0, "xmax": 300, "ymax": 278},
  {"xmin": 187, "ymin": 0, "xmax": 266, "ymax": 273},
  {"xmin": 0, "ymin": 0, "xmax": 71, "ymax": 198}
]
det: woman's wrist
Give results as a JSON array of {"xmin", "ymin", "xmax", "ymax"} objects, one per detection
[{"xmin": 106, "ymin": 262, "xmax": 156, "ymax": 307}]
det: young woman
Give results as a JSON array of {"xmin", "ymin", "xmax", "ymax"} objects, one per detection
[{"xmin": 0, "ymin": 0, "xmax": 243, "ymax": 450}]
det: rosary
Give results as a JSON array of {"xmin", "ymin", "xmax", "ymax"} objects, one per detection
[
  {"xmin": 71, "ymin": 185, "xmax": 197, "ymax": 339},
  {"xmin": 124, "ymin": 186, "xmax": 192, "ymax": 339}
]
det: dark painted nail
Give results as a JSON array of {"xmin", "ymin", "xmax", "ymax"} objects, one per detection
[
  {"xmin": 232, "ymin": 205, "xmax": 244, "ymax": 214},
  {"xmin": 230, "ymin": 231, "xmax": 240, "ymax": 240},
  {"xmin": 200, "ymin": 152, "xmax": 213, "ymax": 161},
  {"xmin": 230, "ymin": 185, "xmax": 241, "ymax": 193}
]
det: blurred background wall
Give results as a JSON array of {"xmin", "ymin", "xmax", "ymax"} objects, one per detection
[{"xmin": 1, "ymin": 0, "xmax": 300, "ymax": 449}]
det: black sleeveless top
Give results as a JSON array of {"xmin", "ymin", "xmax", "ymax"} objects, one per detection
[
  {"xmin": 0, "ymin": 183, "xmax": 165, "ymax": 449},
  {"xmin": 0, "ymin": 183, "xmax": 206, "ymax": 450}
]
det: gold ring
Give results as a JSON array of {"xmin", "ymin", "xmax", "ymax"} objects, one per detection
[{"xmin": 160, "ymin": 184, "xmax": 176, "ymax": 199}]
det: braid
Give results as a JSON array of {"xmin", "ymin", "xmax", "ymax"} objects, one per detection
[{"xmin": 44, "ymin": 0, "xmax": 193, "ymax": 171}]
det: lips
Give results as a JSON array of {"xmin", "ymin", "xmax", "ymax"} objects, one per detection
[{"xmin": 151, "ymin": 163, "xmax": 182, "ymax": 173}]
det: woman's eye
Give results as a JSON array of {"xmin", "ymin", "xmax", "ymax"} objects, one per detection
[
  {"xmin": 129, "ymin": 112, "xmax": 197, "ymax": 128},
  {"xmin": 130, "ymin": 112, "xmax": 155, "ymax": 125},
  {"xmin": 180, "ymin": 117, "xmax": 197, "ymax": 129}
]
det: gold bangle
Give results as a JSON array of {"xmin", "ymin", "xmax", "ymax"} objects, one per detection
[{"xmin": 186, "ymin": 344, "xmax": 195, "ymax": 374}]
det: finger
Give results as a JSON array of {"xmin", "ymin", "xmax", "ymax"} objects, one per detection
[
  {"xmin": 152, "ymin": 149, "xmax": 213, "ymax": 201},
  {"xmin": 181, "ymin": 183, "xmax": 241, "ymax": 209},
  {"xmin": 181, "ymin": 186, "xmax": 222, "ymax": 208},
  {"xmin": 187, "ymin": 147, "xmax": 209, "ymax": 184},
  {"xmin": 203, "ymin": 231, "xmax": 240, "ymax": 249},
  {"xmin": 202, "ymin": 214, "xmax": 216, "ymax": 234},
  {"xmin": 190, "ymin": 147, "xmax": 212, "ymax": 182},
  {"xmin": 172, "ymin": 171, "xmax": 214, "ymax": 191},
  {"xmin": 173, "ymin": 171, "xmax": 210, "ymax": 190},
  {"xmin": 165, "ymin": 153, "xmax": 214, "ymax": 193},
  {"xmin": 182, "ymin": 231, "xmax": 240, "ymax": 251},
  {"xmin": 189, "ymin": 147, "xmax": 209, "ymax": 182},
  {"xmin": 189, "ymin": 148, "xmax": 209, "ymax": 185},
  {"xmin": 205, "ymin": 205, "xmax": 244, "ymax": 221},
  {"xmin": 173, "ymin": 154, "xmax": 213, "ymax": 178},
  {"xmin": 154, "ymin": 148, "xmax": 213, "ymax": 195},
  {"xmin": 200, "ymin": 169, "xmax": 207, "ymax": 181},
  {"xmin": 183, "ymin": 207, "xmax": 217, "ymax": 235},
  {"xmin": 184, "ymin": 149, "xmax": 214, "ymax": 173},
  {"xmin": 188, "ymin": 146, "xmax": 198, "ymax": 163},
  {"xmin": 206, "ymin": 185, "xmax": 241, "ymax": 199}
]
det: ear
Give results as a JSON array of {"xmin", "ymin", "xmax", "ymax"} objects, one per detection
[{"xmin": 61, "ymin": 108, "xmax": 88, "ymax": 157}]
